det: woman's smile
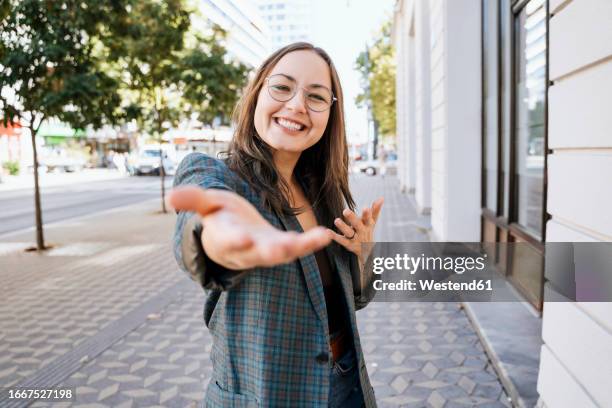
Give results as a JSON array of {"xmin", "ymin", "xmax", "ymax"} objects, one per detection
[{"xmin": 273, "ymin": 116, "xmax": 308, "ymax": 133}]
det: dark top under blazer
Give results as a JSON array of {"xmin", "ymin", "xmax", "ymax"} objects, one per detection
[{"xmin": 173, "ymin": 152, "xmax": 377, "ymax": 407}]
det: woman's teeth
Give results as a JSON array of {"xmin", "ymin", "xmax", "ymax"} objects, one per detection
[{"xmin": 276, "ymin": 118, "xmax": 305, "ymax": 131}]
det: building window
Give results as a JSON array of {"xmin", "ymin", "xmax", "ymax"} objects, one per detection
[
  {"xmin": 480, "ymin": 0, "xmax": 548, "ymax": 309},
  {"xmin": 513, "ymin": 0, "xmax": 546, "ymax": 239}
]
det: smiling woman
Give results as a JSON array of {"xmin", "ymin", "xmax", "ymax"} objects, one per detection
[{"xmin": 170, "ymin": 42, "xmax": 383, "ymax": 407}]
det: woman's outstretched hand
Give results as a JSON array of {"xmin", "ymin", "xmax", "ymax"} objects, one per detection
[
  {"xmin": 168, "ymin": 186, "xmax": 332, "ymax": 270},
  {"xmin": 328, "ymin": 197, "xmax": 384, "ymax": 266}
]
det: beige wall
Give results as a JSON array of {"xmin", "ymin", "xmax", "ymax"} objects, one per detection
[
  {"xmin": 429, "ymin": 0, "xmax": 482, "ymax": 241},
  {"xmin": 538, "ymin": 0, "xmax": 612, "ymax": 407},
  {"xmin": 394, "ymin": 0, "xmax": 481, "ymax": 241}
]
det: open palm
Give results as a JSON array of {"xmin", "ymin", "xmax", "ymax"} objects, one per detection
[{"xmin": 168, "ymin": 186, "xmax": 331, "ymax": 270}]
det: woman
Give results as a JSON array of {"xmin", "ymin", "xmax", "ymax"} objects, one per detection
[{"xmin": 170, "ymin": 42, "xmax": 383, "ymax": 407}]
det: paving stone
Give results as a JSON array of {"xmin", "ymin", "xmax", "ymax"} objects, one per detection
[
  {"xmin": 458, "ymin": 375, "xmax": 476, "ymax": 394},
  {"xmin": 390, "ymin": 350, "xmax": 407, "ymax": 364},
  {"xmin": 418, "ymin": 340, "xmax": 433, "ymax": 353},
  {"xmin": 450, "ymin": 351, "xmax": 466, "ymax": 365},
  {"xmin": 472, "ymin": 382, "xmax": 503, "ymax": 400},
  {"xmin": 380, "ymin": 394, "xmax": 424, "ymax": 405},
  {"xmin": 390, "ymin": 375, "xmax": 410, "ymax": 393},
  {"xmin": 121, "ymin": 389, "xmax": 156, "ymax": 398},
  {"xmin": 436, "ymin": 385, "xmax": 470, "ymax": 400},
  {"xmin": 97, "ymin": 383, "xmax": 119, "ymax": 401},
  {"xmin": 427, "ymin": 390, "xmax": 447, "ymax": 408},
  {"xmin": 422, "ymin": 362, "xmax": 439, "ymax": 379}
]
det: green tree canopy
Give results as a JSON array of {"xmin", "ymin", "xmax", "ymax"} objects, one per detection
[
  {"xmin": 0, "ymin": 0, "xmax": 130, "ymax": 131},
  {"xmin": 178, "ymin": 27, "xmax": 248, "ymax": 127},
  {"xmin": 114, "ymin": 2, "xmax": 248, "ymax": 212},
  {"xmin": 0, "ymin": 0, "xmax": 133, "ymax": 250},
  {"xmin": 355, "ymin": 19, "xmax": 396, "ymax": 139},
  {"xmin": 117, "ymin": 0, "xmax": 191, "ymax": 139}
]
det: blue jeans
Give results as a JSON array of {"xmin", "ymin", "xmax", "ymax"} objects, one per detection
[{"xmin": 328, "ymin": 348, "xmax": 365, "ymax": 407}]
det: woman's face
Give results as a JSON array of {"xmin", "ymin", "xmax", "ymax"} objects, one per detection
[{"xmin": 254, "ymin": 50, "xmax": 333, "ymax": 156}]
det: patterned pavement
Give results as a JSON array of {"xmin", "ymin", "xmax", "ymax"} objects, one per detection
[{"xmin": 0, "ymin": 175, "xmax": 512, "ymax": 407}]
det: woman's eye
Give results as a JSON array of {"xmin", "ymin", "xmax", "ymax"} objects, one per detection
[
  {"xmin": 308, "ymin": 93, "xmax": 326, "ymax": 102},
  {"xmin": 272, "ymin": 85, "xmax": 291, "ymax": 92}
]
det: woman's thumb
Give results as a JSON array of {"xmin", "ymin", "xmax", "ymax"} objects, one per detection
[{"xmin": 166, "ymin": 186, "xmax": 226, "ymax": 216}]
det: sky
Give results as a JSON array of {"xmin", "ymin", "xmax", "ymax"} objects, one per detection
[{"xmin": 309, "ymin": 0, "xmax": 396, "ymax": 144}]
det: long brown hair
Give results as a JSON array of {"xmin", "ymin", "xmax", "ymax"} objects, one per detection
[{"xmin": 224, "ymin": 42, "xmax": 355, "ymax": 228}]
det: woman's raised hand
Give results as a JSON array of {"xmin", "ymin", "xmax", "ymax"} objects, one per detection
[
  {"xmin": 168, "ymin": 186, "xmax": 331, "ymax": 270},
  {"xmin": 328, "ymin": 198, "xmax": 384, "ymax": 264}
]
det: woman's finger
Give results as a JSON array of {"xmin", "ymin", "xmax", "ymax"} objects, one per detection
[
  {"xmin": 362, "ymin": 207, "xmax": 372, "ymax": 226},
  {"xmin": 286, "ymin": 227, "xmax": 331, "ymax": 258},
  {"xmin": 327, "ymin": 228, "xmax": 352, "ymax": 250},
  {"xmin": 256, "ymin": 228, "xmax": 331, "ymax": 266},
  {"xmin": 371, "ymin": 197, "xmax": 384, "ymax": 223},
  {"xmin": 334, "ymin": 217, "xmax": 356, "ymax": 238},
  {"xmin": 342, "ymin": 208, "xmax": 365, "ymax": 232},
  {"xmin": 166, "ymin": 186, "xmax": 228, "ymax": 216}
]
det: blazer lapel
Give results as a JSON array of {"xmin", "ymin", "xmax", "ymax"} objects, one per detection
[{"xmin": 275, "ymin": 212, "xmax": 329, "ymax": 331}]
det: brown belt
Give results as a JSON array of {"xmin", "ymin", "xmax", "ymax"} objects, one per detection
[{"xmin": 329, "ymin": 328, "xmax": 350, "ymax": 362}]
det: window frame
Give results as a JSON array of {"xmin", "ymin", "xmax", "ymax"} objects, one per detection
[{"xmin": 480, "ymin": 0, "xmax": 550, "ymax": 310}]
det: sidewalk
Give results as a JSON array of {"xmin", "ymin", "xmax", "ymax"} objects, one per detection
[
  {"xmin": 0, "ymin": 169, "xmax": 128, "ymax": 193},
  {"xmin": 0, "ymin": 175, "xmax": 512, "ymax": 407}
]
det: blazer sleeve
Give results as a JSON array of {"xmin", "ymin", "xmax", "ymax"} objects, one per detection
[
  {"xmin": 172, "ymin": 152, "xmax": 249, "ymax": 291},
  {"xmin": 349, "ymin": 251, "xmax": 377, "ymax": 311}
]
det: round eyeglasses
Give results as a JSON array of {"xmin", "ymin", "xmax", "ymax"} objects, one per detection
[{"xmin": 265, "ymin": 74, "xmax": 337, "ymax": 112}]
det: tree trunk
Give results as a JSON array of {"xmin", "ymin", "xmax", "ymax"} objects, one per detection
[
  {"xmin": 373, "ymin": 119, "xmax": 380, "ymax": 159},
  {"xmin": 30, "ymin": 127, "xmax": 45, "ymax": 250},
  {"xmin": 159, "ymin": 147, "xmax": 166, "ymax": 213}
]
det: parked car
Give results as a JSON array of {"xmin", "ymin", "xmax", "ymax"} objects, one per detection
[
  {"xmin": 38, "ymin": 148, "xmax": 86, "ymax": 173},
  {"xmin": 354, "ymin": 159, "xmax": 379, "ymax": 176},
  {"xmin": 353, "ymin": 155, "xmax": 398, "ymax": 176},
  {"xmin": 131, "ymin": 148, "xmax": 175, "ymax": 176}
]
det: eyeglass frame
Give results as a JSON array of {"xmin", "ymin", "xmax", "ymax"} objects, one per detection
[{"xmin": 264, "ymin": 74, "xmax": 337, "ymax": 112}]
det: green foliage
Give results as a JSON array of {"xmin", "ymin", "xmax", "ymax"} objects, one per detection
[
  {"xmin": 2, "ymin": 160, "xmax": 19, "ymax": 175},
  {"xmin": 116, "ymin": 0, "xmax": 191, "ymax": 140},
  {"xmin": 178, "ymin": 27, "xmax": 248, "ymax": 126},
  {"xmin": 0, "ymin": 0, "xmax": 137, "ymax": 248},
  {"xmin": 0, "ymin": 0, "xmax": 249, "ymax": 232},
  {"xmin": 1, "ymin": 0, "xmax": 250, "ymax": 136},
  {"xmin": 0, "ymin": 0, "xmax": 130, "ymax": 131},
  {"xmin": 355, "ymin": 19, "xmax": 397, "ymax": 138}
]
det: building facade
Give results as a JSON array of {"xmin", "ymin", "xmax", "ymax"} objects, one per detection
[
  {"xmin": 192, "ymin": 0, "xmax": 271, "ymax": 68},
  {"xmin": 257, "ymin": 0, "xmax": 313, "ymax": 51},
  {"xmin": 0, "ymin": 121, "xmax": 24, "ymax": 165},
  {"xmin": 393, "ymin": 0, "xmax": 612, "ymax": 407}
]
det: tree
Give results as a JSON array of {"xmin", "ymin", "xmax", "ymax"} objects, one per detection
[
  {"xmin": 119, "ymin": 7, "xmax": 249, "ymax": 213},
  {"xmin": 355, "ymin": 19, "xmax": 396, "ymax": 152},
  {"xmin": 118, "ymin": 0, "xmax": 190, "ymax": 214},
  {"xmin": 0, "ymin": 0, "xmax": 129, "ymax": 250},
  {"xmin": 178, "ymin": 27, "xmax": 248, "ymax": 127}
]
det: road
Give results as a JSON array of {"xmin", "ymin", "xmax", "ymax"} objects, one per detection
[{"xmin": 0, "ymin": 176, "xmax": 174, "ymax": 236}]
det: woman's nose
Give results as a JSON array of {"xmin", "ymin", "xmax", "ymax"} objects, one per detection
[{"xmin": 285, "ymin": 89, "xmax": 308, "ymax": 113}]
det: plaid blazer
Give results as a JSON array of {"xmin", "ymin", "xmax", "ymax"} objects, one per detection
[{"xmin": 173, "ymin": 152, "xmax": 377, "ymax": 407}]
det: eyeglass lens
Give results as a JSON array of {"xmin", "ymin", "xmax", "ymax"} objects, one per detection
[{"xmin": 267, "ymin": 75, "xmax": 333, "ymax": 112}]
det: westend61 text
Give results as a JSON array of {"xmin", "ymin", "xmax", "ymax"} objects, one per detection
[{"xmin": 373, "ymin": 279, "xmax": 493, "ymax": 291}]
